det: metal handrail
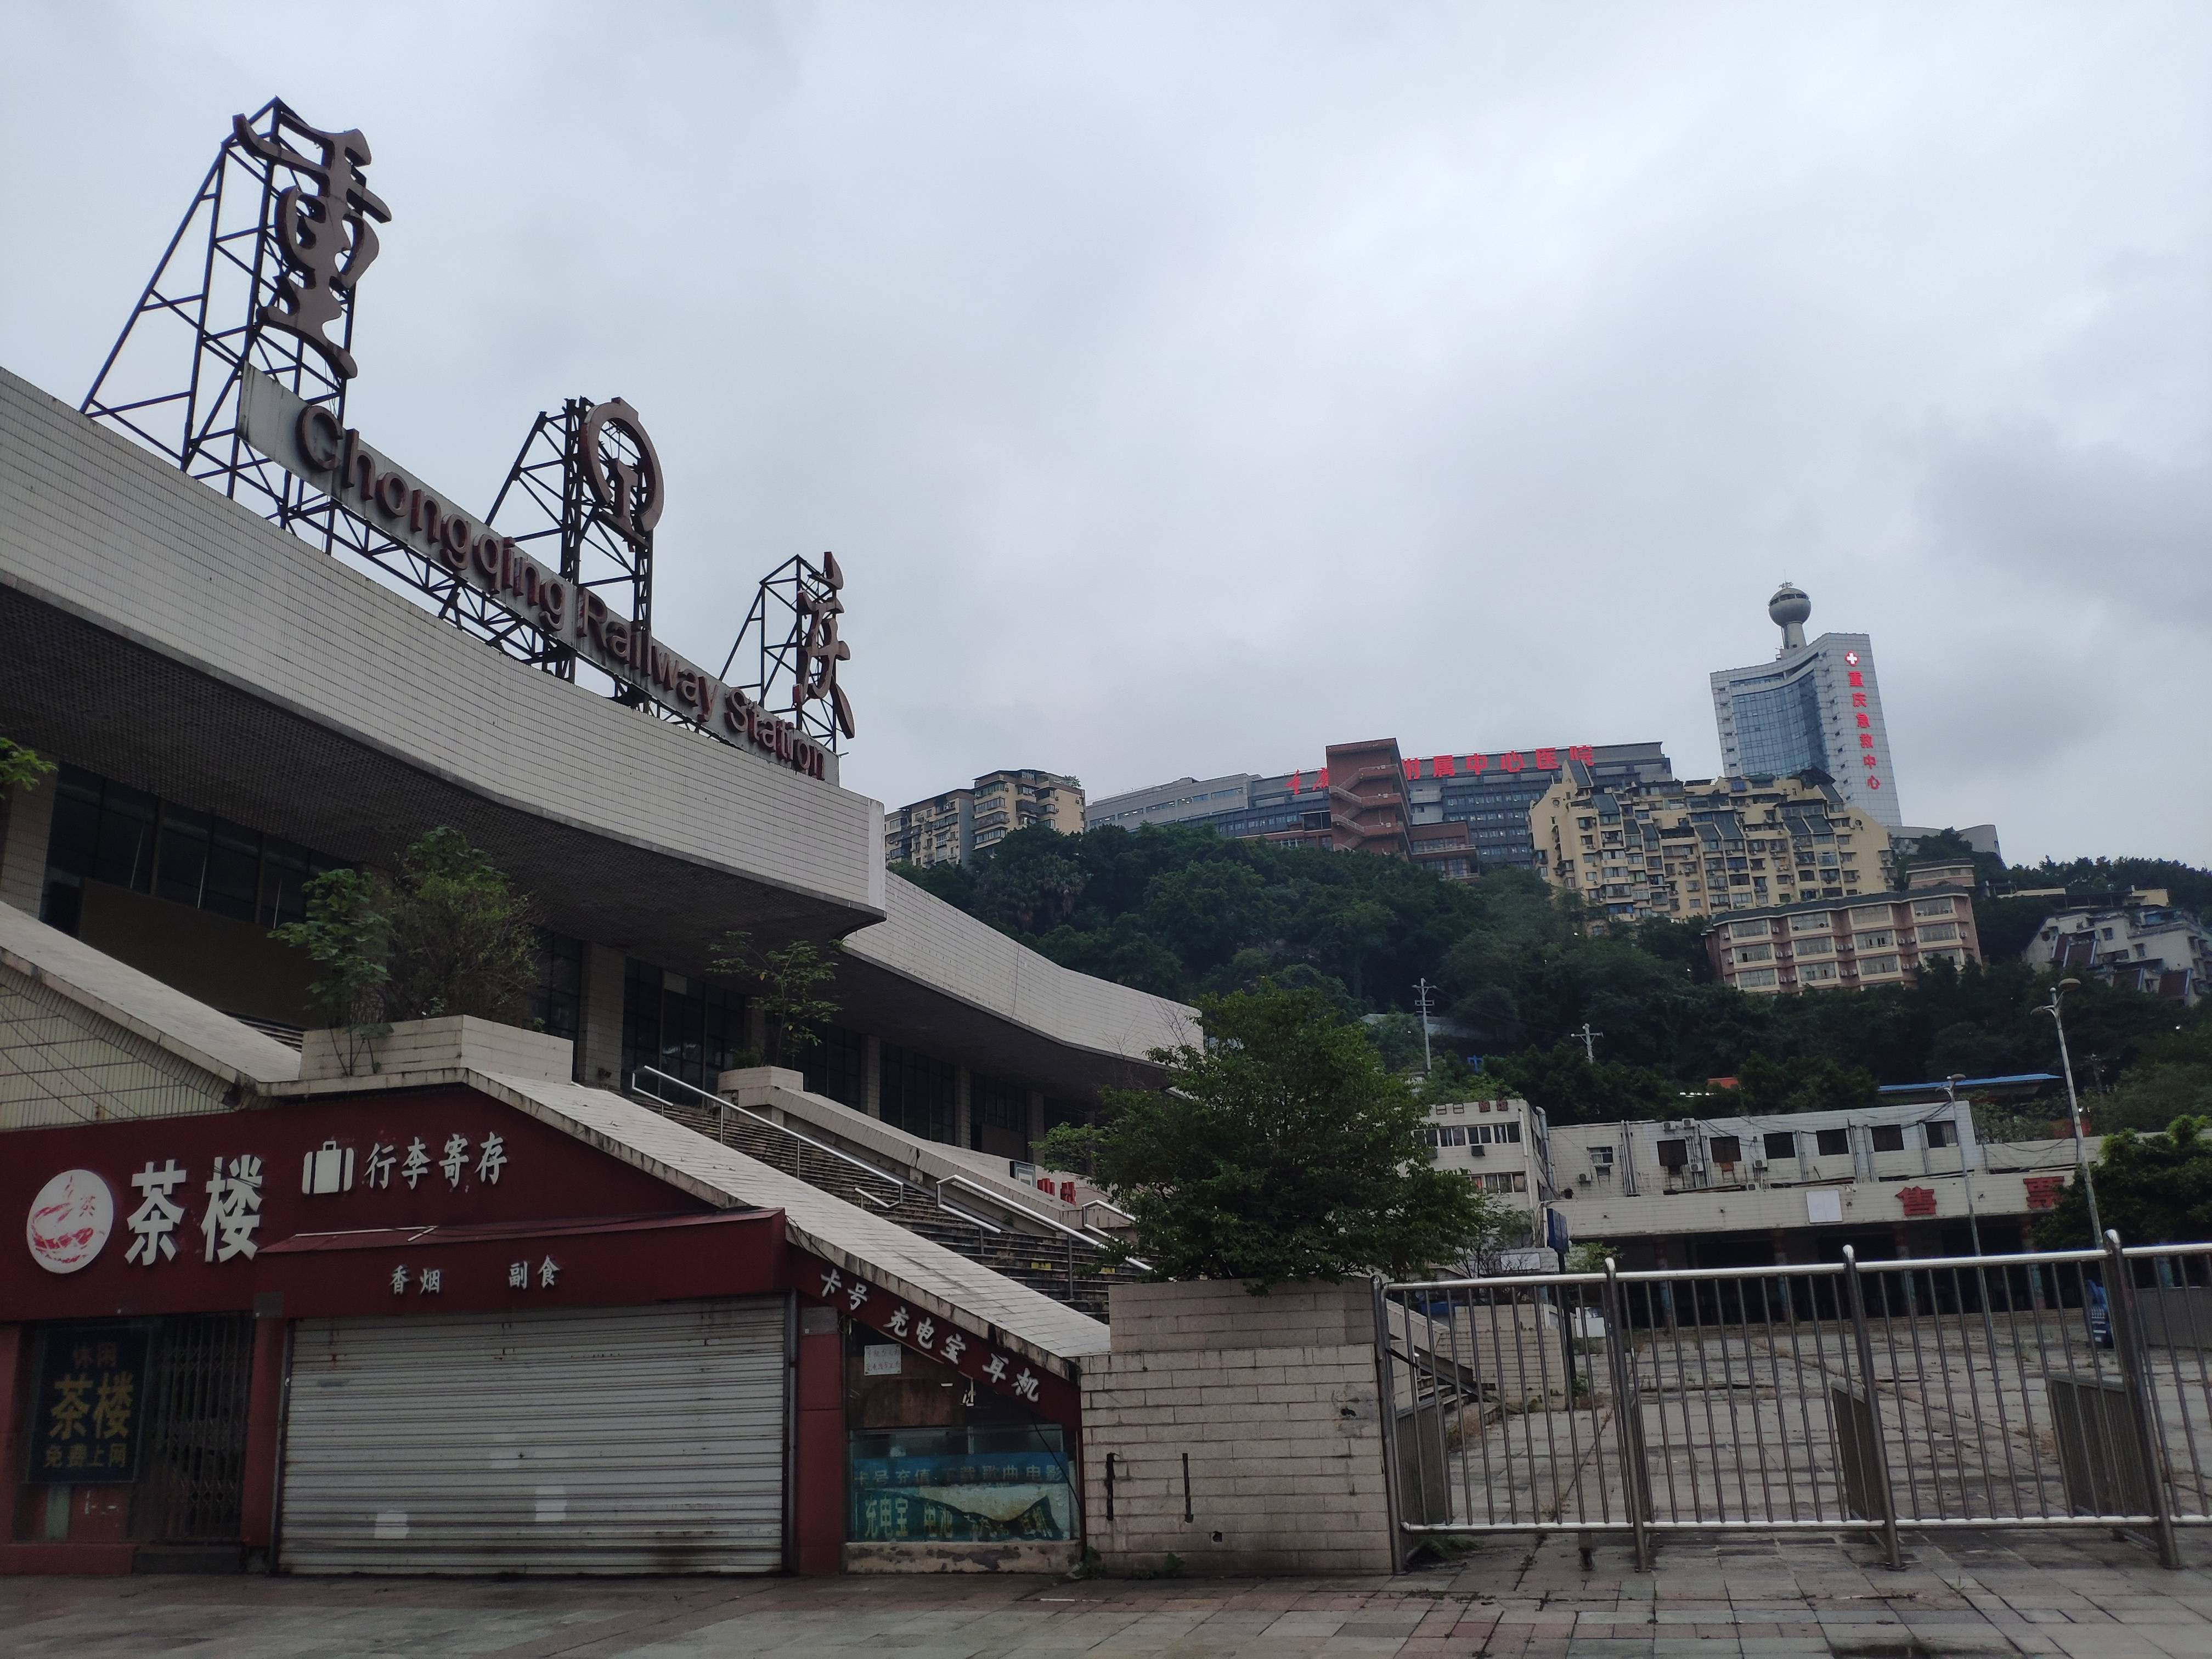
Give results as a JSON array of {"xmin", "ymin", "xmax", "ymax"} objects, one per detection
[
  {"xmin": 938, "ymin": 1173, "xmax": 1111, "ymax": 1252},
  {"xmin": 631, "ymin": 1067, "xmax": 909, "ymax": 1202},
  {"xmin": 634, "ymin": 1067, "xmax": 1114, "ymax": 1255}
]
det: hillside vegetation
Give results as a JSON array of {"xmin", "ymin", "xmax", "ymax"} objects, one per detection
[{"xmin": 899, "ymin": 824, "xmax": 2212, "ymax": 1127}]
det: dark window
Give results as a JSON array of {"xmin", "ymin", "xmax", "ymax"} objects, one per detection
[
  {"xmin": 529, "ymin": 931, "xmax": 584, "ymax": 1047},
  {"xmin": 879, "ymin": 1043, "xmax": 956, "ymax": 1146},
  {"xmin": 1869, "ymin": 1125, "xmax": 1905, "ymax": 1153},
  {"xmin": 154, "ymin": 804, "xmax": 212, "ymax": 908},
  {"xmin": 1816, "ymin": 1128, "xmax": 1850, "ymax": 1157},
  {"xmin": 1764, "ymin": 1131, "xmax": 1797, "ymax": 1161},
  {"xmin": 1926, "ymin": 1120, "xmax": 1957, "ymax": 1149},
  {"xmin": 40, "ymin": 763, "xmax": 348, "ymax": 934},
  {"xmin": 202, "ymin": 820, "xmax": 262, "ymax": 922},
  {"xmin": 621, "ymin": 957, "xmax": 749, "ymax": 1093},
  {"xmin": 1709, "ymin": 1136, "xmax": 1742, "ymax": 1165},
  {"xmin": 800, "ymin": 1024, "xmax": 869, "ymax": 1110},
  {"xmin": 93, "ymin": 782, "xmax": 160, "ymax": 893},
  {"xmin": 1656, "ymin": 1138, "xmax": 1689, "ymax": 1169}
]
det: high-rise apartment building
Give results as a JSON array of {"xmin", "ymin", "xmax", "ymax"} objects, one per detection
[
  {"xmin": 884, "ymin": 769, "xmax": 1085, "ymax": 868},
  {"xmin": 1529, "ymin": 770, "xmax": 1895, "ymax": 928},
  {"xmin": 1709, "ymin": 584, "xmax": 1901, "ymax": 830}
]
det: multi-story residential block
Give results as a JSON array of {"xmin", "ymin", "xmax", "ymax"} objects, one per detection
[
  {"xmin": 2027, "ymin": 891, "xmax": 2209, "ymax": 1005},
  {"xmin": 1530, "ymin": 770, "xmax": 1894, "ymax": 927},
  {"xmin": 1711, "ymin": 583, "xmax": 1902, "ymax": 830},
  {"xmin": 1423, "ymin": 1095, "xmax": 1553, "ymax": 1208},
  {"xmin": 972, "ymin": 769, "xmax": 1084, "ymax": 856},
  {"xmin": 1704, "ymin": 868, "xmax": 1983, "ymax": 995},
  {"xmin": 882, "ymin": 789, "xmax": 974, "ymax": 868},
  {"xmin": 1547, "ymin": 1094, "xmax": 2093, "ymax": 1271},
  {"xmin": 1083, "ymin": 742, "xmax": 1672, "ymax": 877},
  {"xmin": 884, "ymin": 769, "xmax": 1085, "ymax": 867}
]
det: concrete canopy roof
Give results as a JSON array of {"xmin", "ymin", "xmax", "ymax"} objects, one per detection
[{"xmin": 0, "ymin": 365, "xmax": 884, "ymax": 968}]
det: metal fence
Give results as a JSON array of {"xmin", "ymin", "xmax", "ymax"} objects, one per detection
[{"xmin": 1377, "ymin": 1235, "xmax": 2212, "ymax": 1569}]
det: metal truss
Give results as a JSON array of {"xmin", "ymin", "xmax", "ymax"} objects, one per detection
[
  {"xmin": 80, "ymin": 99, "xmax": 584, "ymax": 676},
  {"xmin": 720, "ymin": 554, "xmax": 849, "ymax": 752}
]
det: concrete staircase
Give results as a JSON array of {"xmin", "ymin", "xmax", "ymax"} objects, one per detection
[{"xmin": 629, "ymin": 1074, "xmax": 1120, "ymax": 1323}]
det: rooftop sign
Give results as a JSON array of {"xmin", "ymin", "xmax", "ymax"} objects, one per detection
[{"xmin": 240, "ymin": 370, "xmax": 830, "ymax": 780}]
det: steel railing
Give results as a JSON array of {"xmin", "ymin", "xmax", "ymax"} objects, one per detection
[
  {"xmin": 628, "ymin": 1066, "xmax": 1126, "ymax": 1314},
  {"xmin": 1379, "ymin": 1233, "xmax": 2212, "ymax": 1570}
]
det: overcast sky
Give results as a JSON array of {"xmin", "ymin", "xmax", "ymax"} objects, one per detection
[{"xmin": 4, "ymin": 4, "xmax": 2207, "ymax": 866}]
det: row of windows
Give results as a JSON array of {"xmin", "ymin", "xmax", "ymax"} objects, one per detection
[
  {"xmin": 621, "ymin": 958, "xmax": 751, "ymax": 1093},
  {"xmin": 1654, "ymin": 1121, "xmax": 1953, "ymax": 1167},
  {"xmin": 42, "ymin": 764, "xmax": 349, "ymax": 932},
  {"xmin": 1425, "ymin": 1121, "xmax": 1523, "ymax": 1147}
]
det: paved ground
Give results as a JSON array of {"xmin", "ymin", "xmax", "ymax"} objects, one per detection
[{"xmin": 9, "ymin": 1529, "xmax": 2212, "ymax": 1658}]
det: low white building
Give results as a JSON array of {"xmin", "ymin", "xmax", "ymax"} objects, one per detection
[
  {"xmin": 2025, "ymin": 893, "xmax": 2208, "ymax": 1006},
  {"xmin": 1544, "ymin": 1097, "xmax": 2091, "ymax": 1271}
]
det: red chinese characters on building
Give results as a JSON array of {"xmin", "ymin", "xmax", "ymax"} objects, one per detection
[
  {"xmin": 1897, "ymin": 1186, "xmax": 1938, "ymax": 1218},
  {"xmin": 2024, "ymin": 1176, "xmax": 2067, "ymax": 1212}
]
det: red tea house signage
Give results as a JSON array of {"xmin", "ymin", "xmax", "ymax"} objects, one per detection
[{"xmin": 1, "ymin": 1083, "xmax": 1085, "ymax": 1576}]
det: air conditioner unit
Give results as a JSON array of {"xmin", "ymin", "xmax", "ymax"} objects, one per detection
[
  {"xmin": 1471, "ymin": 1144, "xmax": 1487, "ymax": 1158},
  {"xmin": 1752, "ymin": 1159, "xmax": 1768, "ymax": 1172},
  {"xmin": 1576, "ymin": 1171, "xmax": 1591, "ymax": 1186}
]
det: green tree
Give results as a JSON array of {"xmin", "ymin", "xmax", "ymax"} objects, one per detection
[
  {"xmin": 0, "ymin": 738, "xmax": 56, "ymax": 794},
  {"xmin": 275, "ymin": 828, "xmax": 538, "ymax": 1073},
  {"xmin": 272, "ymin": 868, "xmax": 392, "ymax": 1074},
  {"xmin": 712, "ymin": 932, "xmax": 842, "ymax": 1068},
  {"xmin": 381, "ymin": 827, "xmax": 539, "ymax": 1025},
  {"xmin": 1040, "ymin": 986, "xmax": 1505, "ymax": 1288},
  {"xmin": 2034, "ymin": 1118, "xmax": 2212, "ymax": 1249}
]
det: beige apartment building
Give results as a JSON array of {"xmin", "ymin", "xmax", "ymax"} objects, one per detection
[
  {"xmin": 1530, "ymin": 770, "xmax": 1893, "ymax": 929},
  {"xmin": 1705, "ymin": 863, "xmax": 1984, "ymax": 994},
  {"xmin": 885, "ymin": 769, "xmax": 1085, "ymax": 867}
]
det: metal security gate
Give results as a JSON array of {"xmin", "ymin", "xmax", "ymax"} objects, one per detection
[
  {"xmin": 1380, "ymin": 1238, "xmax": 2212, "ymax": 1570},
  {"xmin": 139, "ymin": 1313, "xmax": 256, "ymax": 1544},
  {"xmin": 280, "ymin": 1299, "xmax": 787, "ymax": 1574}
]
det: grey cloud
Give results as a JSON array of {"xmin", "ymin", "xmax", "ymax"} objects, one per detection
[{"xmin": 2, "ymin": 2, "xmax": 2207, "ymax": 865}]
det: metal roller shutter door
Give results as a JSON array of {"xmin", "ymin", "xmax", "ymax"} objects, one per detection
[{"xmin": 280, "ymin": 1298, "xmax": 786, "ymax": 1574}]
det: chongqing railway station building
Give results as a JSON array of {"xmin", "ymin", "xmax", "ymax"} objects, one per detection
[{"xmin": 0, "ymin": 100, "xmax": 1194, "ymax": 1576}]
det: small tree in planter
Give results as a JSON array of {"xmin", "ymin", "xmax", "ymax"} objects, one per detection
[
  {"xmin": 710, "ymin": 932, "xmax": 842, "ymax": 1070},
  {"xmin": 275, "ymin": 828, "xmax": 538, "ymax": 1074},
  {"xmin": 1039, "ymin": 986, "xmax": 1506, "ymax": 1290}
]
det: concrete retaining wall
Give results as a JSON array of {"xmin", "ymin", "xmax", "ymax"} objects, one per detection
[{"xmin": 1079, "ymin": 1279, "xmax": 1396, "ymax": 1576}]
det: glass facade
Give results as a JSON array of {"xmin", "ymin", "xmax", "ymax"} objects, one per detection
[
  {"xmin": 878, "ymin": 1043, "xmax": 957, "ymax": 1144},
  {"xmin": 800, "ymin": 1023, "xmax": 870, "ymax": 1110},
  {"xmin": 529, "ymin": 932, "xmax": 585, "ymax": 1048},
  {"xmin": 41, "ymin": 763, "xmax": 348, "ymax": 934},
  {"xmin": 970, "ymin": 1073, "xmax": 1031, "ymax": 1157},
  {"xmin": 1729, "ymin": 671, "xmax": 1827, "ymax": 778},
  {"xmin": 620, "ymin": 958, "xmax": 750, "ymax": 1092}
]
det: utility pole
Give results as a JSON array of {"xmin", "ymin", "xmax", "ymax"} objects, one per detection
[
  {"xmin": 1944, "ymin": 1073, "xmax": 1985, "ymax": 1259},
  {"xmin": 1412, "ymin": 979, "xmax": 1435, "ymax": 1072},
  {"xmin": 1572, "ymin": 1023, "xmax": 1602, "ymax": 1064},
  {"xmin": 2036, "ymin": 978, "xmax": 2103, "ymax": 1246}
]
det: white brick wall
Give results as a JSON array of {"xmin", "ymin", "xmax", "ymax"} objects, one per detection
[
  {"xmin": 848, "ymin": 876, "xmax": 1197, "ymax": 1066},
  {"xmin": 299, "ymin": 1015, "xmax": 573, "ymax": 1082},
  {"xmin": 0, "ymin": 369, "xmax": 878, "ymax": 917},
  {"xmin": 1081, "ymin": 1281, "xmax": 1397, "ymax": 1576}
]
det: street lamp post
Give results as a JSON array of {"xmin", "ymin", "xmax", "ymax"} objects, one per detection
[
  {"xmin": 1944, "ymin": 1073, "xmax": 1985, "ymax": 1259},
  {"xmin": 2035, "ymin": 978, "xmax": 2103, "ymax": 1246}
]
